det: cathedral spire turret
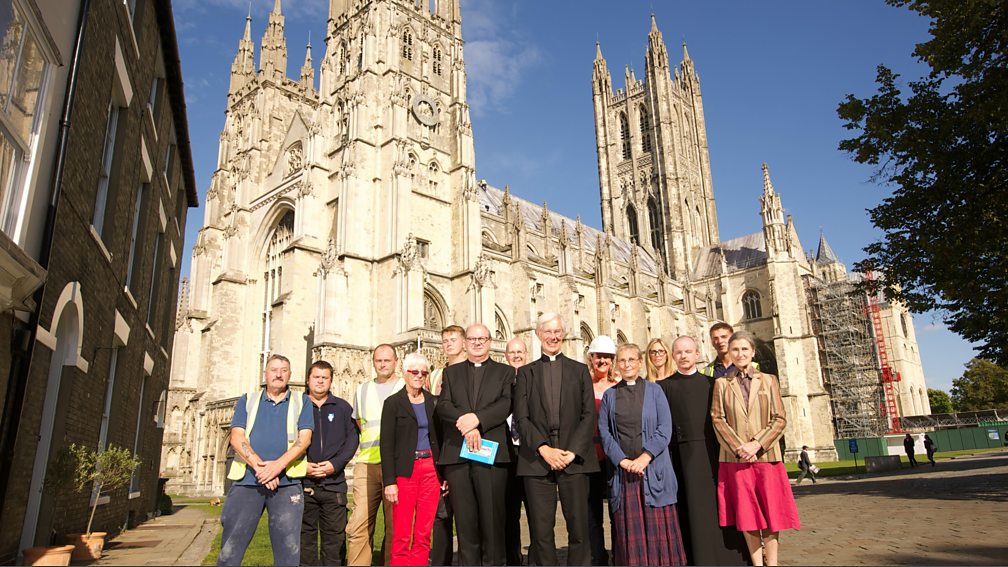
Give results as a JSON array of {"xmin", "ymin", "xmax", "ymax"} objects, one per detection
[
  {"xmin": 646, "ymin": 14, "xmax": 669, "ymax": 70},
  {"xmin": 259, "ymin": 0, "xmax": 288, "ymax": 82},
  {"xmin": 592, "ymin": 41, "xmax": 612, "ymax": 98},
  {"xmin": 229, "ymin": 12, "xmax": 255, "ymax": 95},
  {"xmin": 300, "ymin": 35, "xmax": 314, "ymax": 90},
  {"xmin": 761, "ymin": 163, "xmax": 789, "ymax": 257}
]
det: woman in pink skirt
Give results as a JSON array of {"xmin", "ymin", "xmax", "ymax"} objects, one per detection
[{"xmin": 711, "ymin": 331, "xmax": 800, "ymax": 565}]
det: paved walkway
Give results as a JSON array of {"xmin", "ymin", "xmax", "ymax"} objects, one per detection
[
  {"xmin": 93, "ymin": 504, "xmax": 216, "ymax": 566},
  {"xmin": 94, "ymin": 451, "xmax": 1007, "ymax": 566}
]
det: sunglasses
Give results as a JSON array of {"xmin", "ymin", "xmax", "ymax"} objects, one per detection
[{"xmin": 405, "ymin": 369, "xmax": 430, "ymax": 377}]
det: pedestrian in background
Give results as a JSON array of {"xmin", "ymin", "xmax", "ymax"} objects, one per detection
[
  {"xmin": 903, "ymin": 433, "xmax": 918, "ymax": 467},
  {"xmin": 924, "ymin": 434, "xmax": 937, "ymax": 467},
  {"xmin": 796, "ymin": 445, "xmax": 817, "ymax": 485}
]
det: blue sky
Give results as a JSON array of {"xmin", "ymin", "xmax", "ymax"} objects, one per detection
[{"xmin": 171, "ymin": 0, "xmax": 977, "ymax": 392}]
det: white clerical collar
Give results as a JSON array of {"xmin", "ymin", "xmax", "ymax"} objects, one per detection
[
  {"xmin": 473, "ymin": 362, "xmax": 482, "ymax": 367},
  {"xmin": 625, "ymin": 379, "xmax": 637, "ymax": 386},
  {"xmin": 679, "ymin": 369, "xmax": 699, "ymax": 376},
  {"xmin": 545, "ymin": 353, "xmax": 560, "ymax": 362}
]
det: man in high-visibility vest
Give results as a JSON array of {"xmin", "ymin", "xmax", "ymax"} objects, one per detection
[
  {"xmin": 346, "ymin": 344, "xmax": 404, "ymax": 566},
  {"xmin": 218, "ymin": 354, "xmax": 314, "ymax": 566}
]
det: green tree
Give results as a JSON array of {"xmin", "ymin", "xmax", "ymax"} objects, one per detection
[
  {"xmin": 836, "ymin": 0, "xmax": 1008, "ymax": 365},
  {"xmin": 950, "ymin": 358, "xmax": 1008, "ymax": 411},
  {"xmin": 927, "ymin": 388, "xmax": 954, "ymax": 413}
]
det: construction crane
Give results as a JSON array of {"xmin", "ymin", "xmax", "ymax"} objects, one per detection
[{"xmin": 864, "ymin": 270, "xmax": 903, "ymax": 433}]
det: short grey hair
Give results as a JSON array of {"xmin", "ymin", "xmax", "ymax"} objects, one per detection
[
  {"xmin": 728, "ymin": 330, "xmax": 758, "ymax": 351},
  {"xmin": 403, "ymin": 352, "xmax": 431, "ymax": 371},
  {"xmin": 536, "ymin": 311, "xmax": 563, "ymax": 331}
]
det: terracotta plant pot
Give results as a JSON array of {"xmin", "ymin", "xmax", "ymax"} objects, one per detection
[
  {"xmin": 60, "ymin": 532, "xmax": 107, "ymax": 561},
  {"xmin": 21, "ymin": 545, "xmax": 75, "ymax": 566}
]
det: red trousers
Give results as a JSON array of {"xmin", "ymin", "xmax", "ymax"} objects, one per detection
[{"xmin": 390, "ymin": 456, "xmax": 440, "ymax": 566}]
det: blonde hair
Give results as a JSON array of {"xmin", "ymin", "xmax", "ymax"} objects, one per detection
[{"xmin": 645, "ymin": 338, "xmax": 671, "ymax": 382}]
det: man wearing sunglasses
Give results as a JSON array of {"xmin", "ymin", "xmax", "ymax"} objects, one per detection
[{"xmin": 435, "ymin": 323, "xmax": 514, "ymax": 565}]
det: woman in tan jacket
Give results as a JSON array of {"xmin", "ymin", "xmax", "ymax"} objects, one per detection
[{"xmin": 711, "ymin": 331, "xmax": 799, "ymax": 566}]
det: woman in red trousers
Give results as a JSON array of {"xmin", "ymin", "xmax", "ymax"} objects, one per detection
[{"xmin": 380, "ymin": 352, "xmax": 444, "ymax": 566}]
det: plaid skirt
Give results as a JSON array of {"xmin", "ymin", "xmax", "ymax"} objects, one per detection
[{"xmin": 612, "ymin": 471, "xmax": 687, "ymax": 566}]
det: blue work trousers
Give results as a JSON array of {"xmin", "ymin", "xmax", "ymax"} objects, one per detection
[{"xmin": 218, "ymin": 484, "xmax": 305, "ymax": 566}]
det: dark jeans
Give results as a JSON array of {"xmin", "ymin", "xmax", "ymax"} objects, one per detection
[
  {"xmin": 796, "ymin": 466, "xmax": 816, "ymax": 484},
  {"xmin": 219, "ymin": 484, "xmax": 304, "ymax": 566},
  {"xmin": 907, "ymin": 451, "xmax": 918, "ymax": 467},
  {"xmin": 300, "ymin": 487, "xmax": 348, "ymax": 565}
]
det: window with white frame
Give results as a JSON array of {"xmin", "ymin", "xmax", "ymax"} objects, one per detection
[
  {"xmin": 93, "ymin": 103, "xmax": 124, "ymax": 236},
  {"xmin": 0, "ymin": 1, "xmax": 52, "ymax": 237}
]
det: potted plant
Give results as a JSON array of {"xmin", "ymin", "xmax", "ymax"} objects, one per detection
[
  {"xmin": 56, "ymin": 444, "xmax": 141, "ymax": 561},
  {"xmin": 20, "ymin": 450, "xmax": 80, "ymax": 566}
]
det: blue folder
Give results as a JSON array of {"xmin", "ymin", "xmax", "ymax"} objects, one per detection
[{"xmin": 459, "ymin": 439, "xmax": 499, "ymax": 465}]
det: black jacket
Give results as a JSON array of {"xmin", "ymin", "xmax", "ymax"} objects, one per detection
[
  {"xmin": 514, "ymin": 353, "xmax": 600, "ymax": 476},
  {"xmin": 435, "ymin": 358, "xmax": 513, "ymax": 465},
  {"xmin": 380, "ymin": 388, "xmax": 440, "ymax": 486},
  {"xmin": 304, "ymin": 394, "xmax": 359, "ymax": 492}
]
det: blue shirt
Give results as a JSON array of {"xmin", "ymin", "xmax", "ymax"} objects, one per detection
[
  {"xmin": 413, "ymin": 401, "xmax": 431, "ymax": 452},
  {"xmin": 231, "ymin": 389, "xmax": 314, "ymax": 486}
]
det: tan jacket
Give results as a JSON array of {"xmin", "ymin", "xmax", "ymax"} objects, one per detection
[{"xmin": 711, "ymin": 368, "xmax": 787, "ymax": 463}]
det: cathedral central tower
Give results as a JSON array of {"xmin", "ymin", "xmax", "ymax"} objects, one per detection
[{"xmin": 593, "ymin": 16, "xmax": 719, "ymax": 280}]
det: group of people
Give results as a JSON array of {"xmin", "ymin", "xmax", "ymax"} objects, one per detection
[{"xmin": 216, "ymin": 314, "xmax": 802, "ymax": 566}]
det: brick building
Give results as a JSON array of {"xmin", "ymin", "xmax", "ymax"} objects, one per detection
[{"xmin": 0, "ymin": 0, "xmax": 196, "ymax": 561}]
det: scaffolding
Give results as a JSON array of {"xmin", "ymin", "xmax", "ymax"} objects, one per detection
[{"xmin": 808, "ymin": 278, "xmax": 888, "ymax": 438}]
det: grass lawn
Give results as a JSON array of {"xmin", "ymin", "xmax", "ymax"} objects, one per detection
[
  {"xmin": 785, "ymin": 447, "xmax": 1006, "ymax": 479},
  {"xmin": 201, "ymin": 493, "xmax": 385, "ymax": 566}
]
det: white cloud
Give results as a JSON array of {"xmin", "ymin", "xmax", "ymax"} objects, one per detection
[{"xmin": 462, "ymin": 0, "xmax": 541, "ymax": 117}]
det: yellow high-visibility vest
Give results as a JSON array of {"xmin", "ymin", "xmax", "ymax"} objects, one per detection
[
  {"xmin": 227, "ymin": 389, "xmax": 308, "ymax": 481},
  {"xmin": 355, "ymin": 378, "xmax": 404, "ymax": 464}
]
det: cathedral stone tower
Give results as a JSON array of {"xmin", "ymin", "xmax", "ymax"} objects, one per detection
[{"xmin": 593, "ymin": 16, "xmax": 719, "ymax": 280}]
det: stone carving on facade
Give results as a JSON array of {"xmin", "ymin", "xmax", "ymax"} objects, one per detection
[
  {"xmin": 398, "ymin": 232, "xmax": 420, "ymax": 272},
  {"xmin": 297, "ymin": 179, "xmax": 314, "ymax": 197},
  {"xmin": 469, "ymin": 254, "xmax": 492, "ymax": 290},
  {"xmin": 319, "ymin": 237, "xmax": 343, "ymax": 276}
]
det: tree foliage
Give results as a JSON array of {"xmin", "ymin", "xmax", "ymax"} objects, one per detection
[
  {"xmin": 837, "ymin": 0, "xmax": 1008, "ymax": 365},
  {"xmin": 950, "ymin": 358, "xmax": 1008, "ymax": 411},
  {"xmin": 927, "ymin": 388, "xmax": 954, "ymax": 413}
]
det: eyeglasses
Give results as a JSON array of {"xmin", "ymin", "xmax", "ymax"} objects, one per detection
[
  {"xmin": 649, "ymin": 349, "xmax": 667, "ymax": 356},
  {"xmin": 405, "ymin": 369, "xmax": 430, "ymax": 377},
  {"xmin": 466, "ymin": 337, "xmax": 490, "ymax": 345}
]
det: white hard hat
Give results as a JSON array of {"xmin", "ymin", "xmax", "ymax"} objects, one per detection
[{"xmin": 587, "ymin": 335, "xmax": 617, "ymax": 355}]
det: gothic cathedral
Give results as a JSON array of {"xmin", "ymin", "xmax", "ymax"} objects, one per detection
[{"xmin": 163, "ymin": 0, "xmax": 929, "ymax": 494}]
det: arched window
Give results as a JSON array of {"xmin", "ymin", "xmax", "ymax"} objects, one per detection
[
  {"xmin": 742, "ymin": 290, "xmax": 763, "ymax": 320},
  {"xmin": 616, "ymin": 330, "xmax": 628, "ymax": 345},
  {"xmin": 626, "ymin": 205, "xmax": 640, "ymax": 246},
  {"xmin": 647, "ymin": 196, "xmax": 663, "ymax": 252},
  {"xmin": 428, "ymin": 161, "xmax": 440, "ymax": 193},
  {"xmin": 901, "ymin": 313, "xmax": 910, "ymax": 337},
  {"xmin": 494, "ymin": 307, "xmax": 509, "ymax": 341},
  {"xmin": 423, "ymin": 287, "xmax": 445, "ymax": 330},
  {"xmin": 639, "ymin": 105, "xmax": 652, "ymax": 152},
  {"xmin": 339, "ymin": 41, "xmax": 347, "ymax": 75},
  {"xmin": 619, "ymin": 113, "xmax": 631, "ymax": 160},
  {"xmin": 433, "ymin": 46, "xmax": 443, "ymax": 76},
  {"xmin": 580, "ymin": 322, "xmax": 594, "ymax": 343},
  {"xmin": 262, "ymin": 210, "xmax": 294, "ymax": 370},
  {"xmin": 402, "ymin": 29, "xmax": 413, "ymax": 61}
]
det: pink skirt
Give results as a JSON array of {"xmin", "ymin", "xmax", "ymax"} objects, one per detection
[{"xmin": 718, "ymin": 461, "xmax": 800, "ymax": 532}]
